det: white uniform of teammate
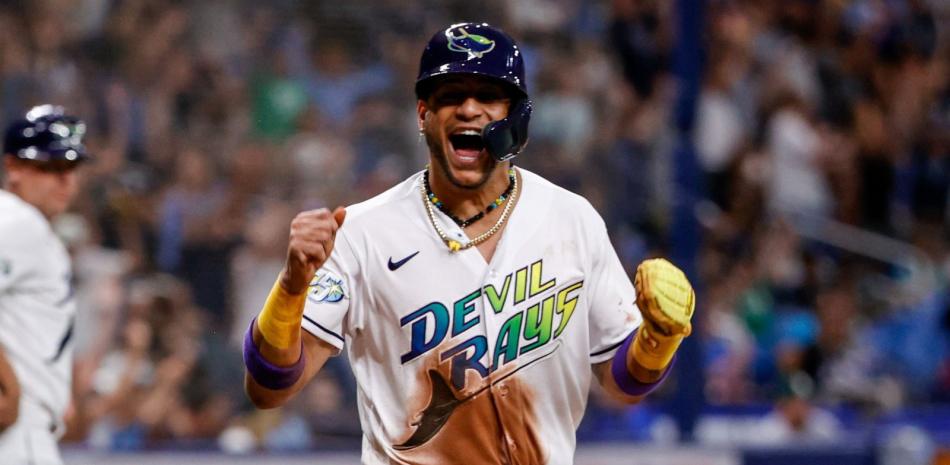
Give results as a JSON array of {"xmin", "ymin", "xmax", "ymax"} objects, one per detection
[
  {"xmin": 303, "ymin": 168, "xmax": 642, "ymax": 465},
  {"xmin": 0, "ymin": 189, "xmax": 76, "ymax": 465}
]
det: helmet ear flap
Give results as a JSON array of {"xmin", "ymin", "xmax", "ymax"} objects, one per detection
[{"xmin": 482, "ymin": 99, "xmax": 531, "ymax": 162}]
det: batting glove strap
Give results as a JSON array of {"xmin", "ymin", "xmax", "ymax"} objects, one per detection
[
  {"xmin": 256, "ymin": 277, "xmax": 308, "ymax": 350},
  {"xmin": 611, "ymin": 328, "xmax": 675, "ymax": 396},
  {"xmin": 632, "ymin": 322, "xmax": 684, "ymax": 371},
  {"xmin": 243, "ymin": 318, "xmax": 306, "ymax": 390}
]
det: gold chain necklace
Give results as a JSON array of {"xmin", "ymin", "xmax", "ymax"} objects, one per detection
[{"xmin": 421, "ymin": 169, "xmax": 519, "ymax": 252}]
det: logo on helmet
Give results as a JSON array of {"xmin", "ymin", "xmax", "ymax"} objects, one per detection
[{"xmin": 446, "ymin": 27, "xmax": 495, "ymax": 58}]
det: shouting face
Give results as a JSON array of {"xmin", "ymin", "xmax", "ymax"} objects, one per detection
[{"xmin": 419, "ymin": 75, "xmax": 512, "ymax": 190}]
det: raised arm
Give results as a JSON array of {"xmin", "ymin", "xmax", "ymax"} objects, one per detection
[
  {"xmin": 244, "ymin": 207, "xmax": 346, "ymax": 409},
  {"xmin": 594, "ymin": 258, "xmax": 695, "ymax": 403}
]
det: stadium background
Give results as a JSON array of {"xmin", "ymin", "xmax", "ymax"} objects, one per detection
[{"xmin": 1, "ymin": 0, "xmax": 949, "ymax": 464}]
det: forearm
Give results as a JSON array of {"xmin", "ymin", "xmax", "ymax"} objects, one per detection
[
  {"xmin": 0, "ymin": 346, "xmax": 19, "ymax": 395},
  {"xmin": 0, "ymin": 345, "xmax": 21, "ymax": 431},
  {"xmin": 244, "ymin": 330, "xmax": 333, "ymax": 409},
  {"xmin": 256, "ymin": 275, "xmax": 308, "ymax": 355},
  {"xmin": 594, "ymin": 358, "xmax": 665, "ymax": 405},
  {"xmin": 594, "ymin": 360, "xmax": 642, "ymax": 405},
  {"xmin": 244, "ymin": 277, "xmax": 334, "ymax": 408},
  {"xmin": 256, "ymin": 314, "xmax": 303, "ymax": 366},
  {"xmin": 627, "ymin": 355, "xmax": 666, "ymax": 384},
  {"xmin": 595, "ymin": 326, "xmax": 679, "ymax": 404}
]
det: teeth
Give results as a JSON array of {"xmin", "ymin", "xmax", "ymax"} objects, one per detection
[{"xmin": 455, "ymin": 129, "xmax": 480, "ymax": 136}]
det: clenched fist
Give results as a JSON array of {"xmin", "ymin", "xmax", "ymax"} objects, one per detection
[
  {"xmin": 635, "ymin": 258, "xmax": 695, "ymax": 336},
  {"xmin": 281, "ymin": 207, "xmax": 347, "ymax": 295},
  {"xmin": 630, "ymin": 258, "xmax": 695, "ymax": 371}
]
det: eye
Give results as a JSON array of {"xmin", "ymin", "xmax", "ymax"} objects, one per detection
[
  {"xmin": 475, "ymin": 90, "xmax": 508, "ymax": 103},
  {"xmin": 433, "ymin": 90, "xmax": 466, "ymax": 106}
]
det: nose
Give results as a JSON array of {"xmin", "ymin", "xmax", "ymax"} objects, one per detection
[
  {"xmin": 455, "ymin": 96, "xmax": 484, "ymax": 121},
  {"xmin": 57, "ymin": 170, "xmax": 79, "ymax": 192}
]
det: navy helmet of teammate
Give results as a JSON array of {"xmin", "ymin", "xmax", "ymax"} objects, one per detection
[{"xmin": 3, "ymin": 104, "xmax": 90, "ymax": 218}]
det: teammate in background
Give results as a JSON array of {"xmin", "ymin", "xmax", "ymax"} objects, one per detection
[
  {"xmin": 0, "ymin": 105, "xmax": 90, "ymax": 465},
  {"xmin": 244, "ymin": 23, "xmax": 695, "ymax": 464}
]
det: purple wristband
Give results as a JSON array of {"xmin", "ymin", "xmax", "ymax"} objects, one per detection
[
  {"xmin": 610, "ymin": 328, "xmax": 675, "ymax": 396},
  {"xmin": 243, "ymin": 318, "xmax": 306, "ymax": 390}
]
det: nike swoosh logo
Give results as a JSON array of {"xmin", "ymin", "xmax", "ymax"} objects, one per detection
[{"xmin": 388, "ymin": 251, "xmax": 419, "ymax": 271}]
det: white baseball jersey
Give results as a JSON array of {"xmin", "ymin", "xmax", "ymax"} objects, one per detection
[
  {"xmin": 0, "ymin": 189, "xmax": 75, "ymax": 464},
  {"xmin": 302, "ymin": 168, "xmax": 641, "ymax": 465}
]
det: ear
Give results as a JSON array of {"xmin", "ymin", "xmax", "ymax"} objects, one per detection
[
  {"xmin": 2, "ymin": 157, "xmax": 24, "ymax": 186},
  {"xmin": 3, "ymin": 156, "xmax": 17, "ymax": 175},
  {"xmin": 416, "ymin": 100, "xmax": 428, "ymax": 131}
]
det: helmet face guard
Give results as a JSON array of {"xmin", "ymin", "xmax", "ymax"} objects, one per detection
[
  {"xmin": 416, "ymin": 23, "xmax": 532, "ymax": 162},
  {"xmin": 482, "ymin": 99, "xmax": 531, "ymax": 162},
  {"xmin": 3, "ymin": 104, "xmax": 89, "ymax": 169}
]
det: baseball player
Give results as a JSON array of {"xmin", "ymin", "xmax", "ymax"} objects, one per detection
[
  {"xmin": 0, "ymin": 105, "xmax": 90, "ymax": 465},
  {"xmin": 244, "ymin": 23, "xmax": 695, "ymax": 465}
]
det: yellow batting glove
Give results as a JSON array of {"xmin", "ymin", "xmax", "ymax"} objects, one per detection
[{"xmin": 632, "ymin": 258, "xmax": 695, "ymax": 371}]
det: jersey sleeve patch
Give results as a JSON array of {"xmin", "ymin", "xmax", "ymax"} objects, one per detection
[
  {"xmin": 302, "ymin": 268, "xmax": 350, "ymax": 353},
  {"xmin": 308, "ymin": 270, "xmax": 348, "ymax": 304}
]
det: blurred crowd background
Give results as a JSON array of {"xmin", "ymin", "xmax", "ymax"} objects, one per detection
[{"xmin": 0, "ymin": 0, "xmax": 948, "ymax": 458}]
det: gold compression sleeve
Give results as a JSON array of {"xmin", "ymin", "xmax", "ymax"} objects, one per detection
[{"xmin": 256, "ymin": 278, "xmax": 308, "ymax": 349}]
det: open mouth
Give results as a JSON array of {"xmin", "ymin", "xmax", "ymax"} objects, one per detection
[{"xmin": 448, "ymin": 130, "xmax": 485, "ymax": 161}]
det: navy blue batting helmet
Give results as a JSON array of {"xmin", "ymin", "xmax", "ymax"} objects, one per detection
[
  {"xmin": 3, "ymin": 105, "xmax": 89, "ymax": 169},
  {"xmin": 416, "ymin": 22, "xmax": 532, "ymax": 161}
]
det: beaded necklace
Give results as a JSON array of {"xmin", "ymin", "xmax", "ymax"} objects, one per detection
[
  {"xmin": 421, "ymin": 167, "xmax": 519, "ymax": 252},
  {"xmin": 424, "ymin": 167, "xmax": 516, "ymax": 228}
]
